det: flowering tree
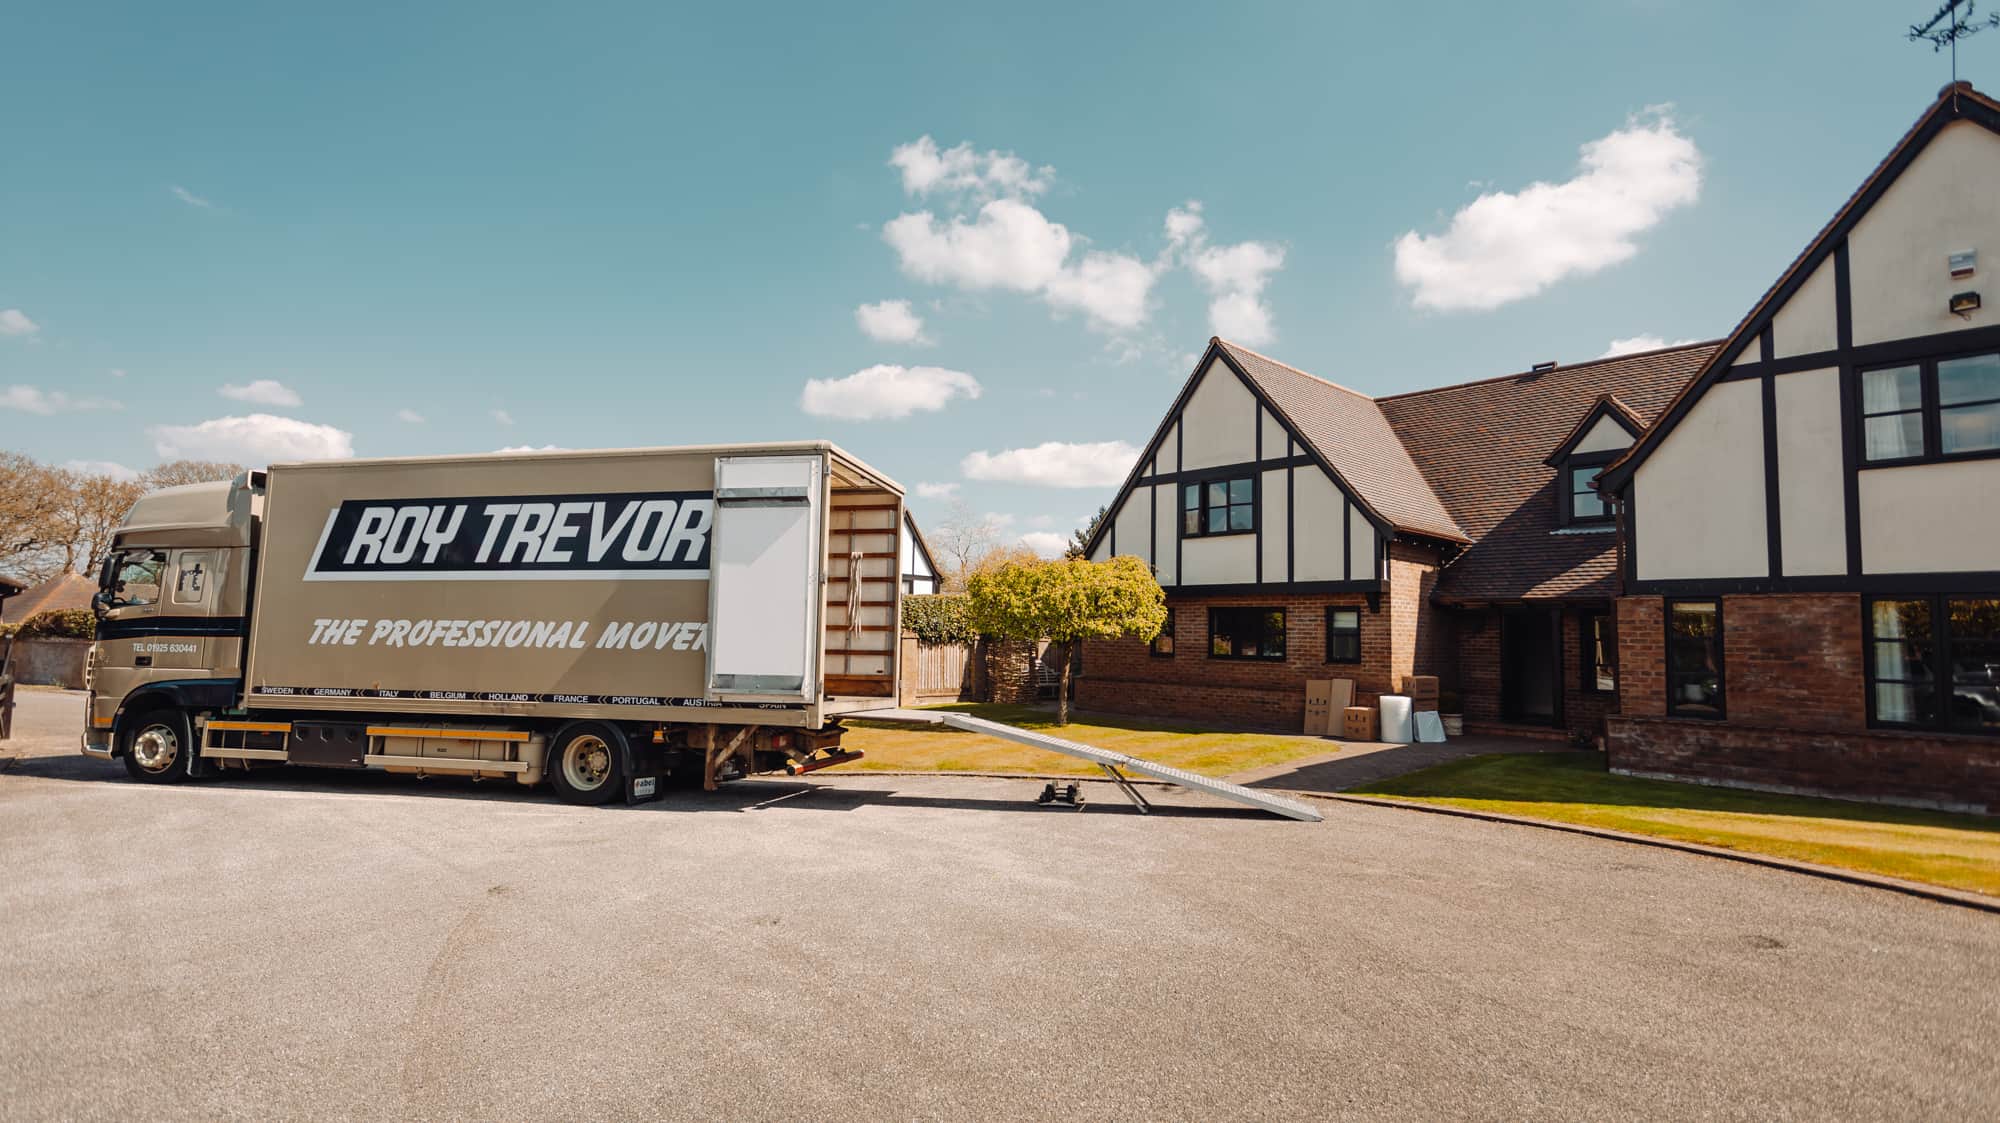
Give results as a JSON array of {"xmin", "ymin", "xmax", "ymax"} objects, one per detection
[{"xmin": 965, "ymin": 554, "xmax": 1166, "ymax": 725}]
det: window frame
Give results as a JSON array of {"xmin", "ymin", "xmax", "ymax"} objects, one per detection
[
  {"xmin": 1150, "ymin": 608, "xmax": 1176, "ymax": 658},
  {"xmin": 1580, "ymin": 609, "xmax": 1617, "ymax": 695},
  {"xmin": 1323, "ymin": 606, "xmax": 1362, "ymax": 664},
  {"xmin": 102, "ymin": 548, "xmax": 169, "ymax": 610},
  {"xmin": 1857, "ymin": 347, "xmax": 2000, "ymax": 468},
  {"xmin": 1180, "ymin": 475, "xmax": 1258, "ymax": 539},
  {"xmin": 1864, "ymin": 593, "xmax": 2000, "ymax": 738},
  {"xmin": 1557, "ymin": 450, "xmax": 1620, "ymax": 527},
  {"xmin": 1664, "ymin": 598, "xmax": 1725, "ymax": 720},
  {"xmin": 1208, "ymin": 606, "xmax": 1287, "ymax": 662}
]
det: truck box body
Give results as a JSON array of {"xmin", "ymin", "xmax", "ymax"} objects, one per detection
[{"xmin": 241, "ymin": 442, "xmax": 902, "ymax": 730}]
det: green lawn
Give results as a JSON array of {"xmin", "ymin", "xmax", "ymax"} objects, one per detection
[
  {"xmin": 1354, "ymin": 752, "xmax": 2000, "ymax": 898},
  {"xmin": 841, "ymin": 703, "xmax": 1336, "ymax": 778}
]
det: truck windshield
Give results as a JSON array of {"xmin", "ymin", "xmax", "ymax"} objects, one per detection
[{"xmin": 103, "ymin": 550, "xmax": 167, "ymax": 608}]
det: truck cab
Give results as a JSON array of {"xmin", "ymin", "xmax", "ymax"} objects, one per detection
[{"xmin": 83, "ymin": 477, "xmax": 258, "ymax": 775}]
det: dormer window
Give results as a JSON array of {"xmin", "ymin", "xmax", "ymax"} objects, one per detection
[
  {"xmin": 1544, "ymin": 395, "xmax": 1642, "ymax": 530},
  {"xmin": 1560, "ymin": 452, "xmax": 1618, "ymax": 527}
]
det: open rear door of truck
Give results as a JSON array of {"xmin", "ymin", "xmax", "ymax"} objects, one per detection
[
  {"xmin": 706, "ymin": 455, "xmax": 823, "ymax": 705},
  {"xmin": 0, "ymin": 634, "xmax": 15, "ymax": 741}
]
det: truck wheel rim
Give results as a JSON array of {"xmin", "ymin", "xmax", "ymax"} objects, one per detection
[
  {"xmin": 563, "ymin": 736, "xmax": 612, "ymax": 791},
  {"xmin": 132, "ymin": 724, "xmax": 180, "ymax": 773}
]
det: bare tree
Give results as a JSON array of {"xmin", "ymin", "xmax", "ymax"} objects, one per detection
[
  {"xmin": 927, "ymin": 500, "xmax": 1008, "ymax": 590},
  {"xmin": 141, "ymin": 459, "xmax": 246, "ymax": 490},
  {"xmin": 47, "ymin": 469, "xmax": 147, "ymax": 575},
  {"xmin": 0, "ymin": 452, "xmax": 68, "ymax": 582}
]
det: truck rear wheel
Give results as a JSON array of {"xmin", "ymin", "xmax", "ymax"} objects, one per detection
[
  {"xmin": 121, "ymin": 709, "xmax": 192, "ymax": 784},
  {"xmin": 549, "ymin": 723, "xmax": 626, "ymax": 806}
]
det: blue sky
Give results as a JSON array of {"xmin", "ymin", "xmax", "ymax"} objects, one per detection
[{"xmin": 1, "ymin": 1, "xmax": 1989, "ymax": 554}]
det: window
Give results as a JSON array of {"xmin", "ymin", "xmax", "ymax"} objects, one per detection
[
  {"xmin": 1860, "ymin": 349, "xmax": 2000, "ymax": 464},
  {"xmin": 103, "ymin": 549, "xmax": 167, "ymax": 608},
  {"xmin": 1210, "ymin": 607, "xmax": 1285, "ymax": 661},
  {"xmin": 1582, "ymin": 611, "xmax": 1616, "ymax": 693},
  {"xmin": 1866, "ymin": 595, "xmax": 2000, "ymax": 736},
  {"xmin": 1325, "ymin": 607, "xmax": 1361, "ymax": 663},
  {"xmin": 1557, "ymin": 451, "xmax": 1617, "ymax": 526},
  {"xmin": 173, "ymin": 552, "xmax": 210, "ymax": 605},
  {"xmin": 1151, "ymin": 610, "xmax": 1175, "ymax": 658},
  {"xmin": 1183, "ymin": 477, "xmax": 1255, "ymax": 537},
  {"xmin": 1666, "ymin": 600, "xmax": 1723, "ymax": 718}
]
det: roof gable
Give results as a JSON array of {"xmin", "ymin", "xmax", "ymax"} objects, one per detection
[
  {"xmin": 1543, "ymin": 395, "xmax": 1645, "ymax": 467},
  {"xmin": 1602, "ymin": 82, "xmax": 2000, "ymax": 493},
  {"xmin": 1212, "ymin": 341, "xmax": 1467, "ymax": 544}
]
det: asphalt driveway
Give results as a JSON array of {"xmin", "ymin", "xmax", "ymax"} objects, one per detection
[{"xmin": 3, "ymin": 690, "xmax": 1996, "ymax": 1120}]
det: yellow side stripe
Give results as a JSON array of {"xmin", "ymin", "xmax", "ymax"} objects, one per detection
[
  {"xmin": 207, "ymin": 720, "xmax": 293, "ymax": 733},
  {"xmin": 91, "ymin": 717, "xmax": 115, "ymax": 728},
  {"xmin": 364, "ymin": 726, "xmax": 531, "ymax": 743}
]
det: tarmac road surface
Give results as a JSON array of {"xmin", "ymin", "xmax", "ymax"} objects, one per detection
[{"xmin": 3, "ymin": 689, "xmax": 1997, "ymax": 1120}]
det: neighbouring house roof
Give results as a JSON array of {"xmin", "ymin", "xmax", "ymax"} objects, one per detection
[
  {"xmin": 1378, "ymin": 342, "xmax": 1719, "ymax": 602},
  {"xmin": 1602, "ymin": 81, "xmax": 2000, "ymax": 493},
  {"xmin": 1, "ymin": 572, "xmax": 98, "ymax": 625},
  {"xmin": 1212, "ymin": 340, "xmax": 1469, "ymax": 544},
  {"xmin": 902, "ymin": 510, "xmax": 939, "ymax": 581}
]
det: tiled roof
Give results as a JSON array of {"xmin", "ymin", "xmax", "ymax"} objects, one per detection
[
  {"xmin": 1, "ymin": 572, "xmax": 98, "ymax": 624},
  {"xmin": 1214, "ymin": 340, "xmax": 1468, "ymax": 544},
  {"xmin": 1377, "ymin": 343, "xmax": 1718, "ymax": 602}
]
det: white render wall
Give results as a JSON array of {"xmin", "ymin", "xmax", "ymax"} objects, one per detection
[
  {"xmin": 1634, "ymin": 379, "xmax": 1769, "ymax": 580},
  {"xmin": 1860, "ymin": 460, "xmax": 2000, "ymax": 573},
  {"xmin": 1772, "ymin": 258, "xmax": 1839, "ymax": 358},
  {"xmin": 1849, "ymin": 120, "xmax": 2000, "ymax": 346},
  {"xmin": 1773, "ymin": 368, "xmax": 1847, "ymax": 576},
  {"xmin": 1572, "ymin": 414, "xmax": 1635, "ymax": 455},
  {"xmin": 1178, "ymin": 360, "xmax": 1258, "ymax": 470}
]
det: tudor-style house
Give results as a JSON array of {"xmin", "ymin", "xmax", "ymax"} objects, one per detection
[
  {"xmin": 1082, "ymin": 82, "xmax": 1998, "ymax": 814},
  {"xmin": 1598, "ymin": 82, "xmax": 2000, "ymax": 811},
  {"xmin": 1079, "ymin": 335, "xmax": 1714, "ymax": 739}
]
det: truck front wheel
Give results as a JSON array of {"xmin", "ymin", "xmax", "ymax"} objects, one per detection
[
  {"xmin": 121, "ymin": 709, "xmax": 193, "ymax": 784},
  {"xmin": 548, "ymin": 723, "xmax": 627, "ymax": 806}
]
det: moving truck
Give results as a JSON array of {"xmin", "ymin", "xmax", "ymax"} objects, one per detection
[{"xmin": 80, "ymin": 443, "xmax": 906, "ymax": 804}]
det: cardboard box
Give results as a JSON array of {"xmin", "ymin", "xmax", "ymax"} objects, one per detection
[
  {"xmin": 1303, "ymin": 678, "xmax": 1356, "ymax": 736},
  {"xmin": 1341, "ymin": 705, "xmax": 1378, "ymax": 740}
]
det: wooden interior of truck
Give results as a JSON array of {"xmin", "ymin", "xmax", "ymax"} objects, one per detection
[{"xmin": 822, "ymin": 468, "xmax": 900, "ymax": 699}]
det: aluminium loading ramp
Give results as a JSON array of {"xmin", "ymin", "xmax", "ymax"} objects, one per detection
[{"xmin": 853, "ymin": 709, "xmax": 1323, "ymax": 822}]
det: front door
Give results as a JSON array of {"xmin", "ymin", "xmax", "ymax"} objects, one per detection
[{"xmin": 1500, "ymin": 607, "xmax": 1561, "ymax": 726}]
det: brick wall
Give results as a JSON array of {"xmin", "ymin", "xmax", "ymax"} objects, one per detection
[
  {"xmin": 1443, "ymin": 605, "xmax": 1617, "ymax": 742},
  {"xmin": 1607, "ymin": 591, "xmax": 1996, "ymax": 812},
  {"xmin": 1561, "ymin": 608, "xmax": 1620, "ymax": 742},
  {"xmin": 1615, "ymin": 596, "xmax": 1666, "ymax": 719},
  {"xmin": 1078, "ymin": 590, "xmax": 1393, "ymax": 730},
  {"xmin": 1720, "ymin": 593, "xmax": 1866, "ymax": 730},
  {"xmin": 1389, "ymin": 541, "xmax": 1444, "ymax": 685},
  {"xmin": 1608, "ymin": 715, "xmax": 2000, "ymax": 814}
]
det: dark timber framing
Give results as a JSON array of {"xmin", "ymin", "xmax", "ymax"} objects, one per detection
[{"xmin": 1761, "ymin": 328, "xmax": 1783, "ymax": 579}]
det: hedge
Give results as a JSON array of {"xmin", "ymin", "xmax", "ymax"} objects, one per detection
[
  {"xmin": 901, "ymin": 594, "xmax": 974, "ymax": 646},
  {"xmin": 17, "ymin": 609, "xmax": 97, "ymax": 639}
]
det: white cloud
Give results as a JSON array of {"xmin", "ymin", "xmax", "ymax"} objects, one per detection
[
  {"xmin": 1, "ymin": 386, "xmax": 121, "ymax": 414},
  {"xmin": 0, "ymin": 309, "xmax": 39, "ymax": 337},
  {"xmin": 496, "ymin": 444, "xmax": 569, "ymax": 454},
  {"xmin": 150, "ymin": 414, "xmax": 354, "ymax": 464},
  {"xmin": 800, "ymin": 364, "xmax": 981, "ymax": 421},
  {"xmin": 913, "ymin": 481, "xmax": 960, "ymax": 500},
  {"xmin": 1168, "ymin": 202, "xmax": 1287, "ymax": 346},
  {"xmin": 889, "ymin": 136, "xmax": 1053, "ymax": 200},
  {"xmin": 1599, "ymin": 334, "xmax": 1700, "ymax": 358},
  {"xmin": 855, "ymin": 299, "xmax": 929, "ymax": 344},
  {"xmin": 170, "ymin": 184, "xmax": 213, "ymax": 209},
  {"xmin": 63, "ymin": 459, "xmax": 141, "ymax": 482},
  {"xmin": 1393, "ymin": 108, "xmax": 1702, "ymax": 312},
  {"xmin": 218, "ymin": 378, "xmax": 302, "ymax": 407},
  {"xmin": 961, "ymin": 440, "xmax": 1139, "ymax": 488},
  {"xmin": 396, "ymin": 408, "xmax": 425, "ymax": 423},
  {"xmin": 883, "ymin": 200, "xmax": 1155, "ymax": 332},
  {"xmin": 1019, "ymin": 531, "xmax": 1069, "ymax": 558},
  {"xmin": 110, "ymin": 368, "xmax": 127, "ymax": 378},
  {"xmin": 491, "ymin": 408, "xmax": 515, "ymax": 426}
]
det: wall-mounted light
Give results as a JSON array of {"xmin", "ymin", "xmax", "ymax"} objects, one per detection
[{"xmin": 1951, "ymin": 290, "xmax": 1982, "ymax": 317}]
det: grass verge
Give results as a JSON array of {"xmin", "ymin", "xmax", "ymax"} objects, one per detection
[
  {"xmin": 841, "ymin": 703, "xmax": 1336, "ymax": 778},
  {"xmin": 1353, "ymin": 752, "xmax": 2000, "ymax": 898}
]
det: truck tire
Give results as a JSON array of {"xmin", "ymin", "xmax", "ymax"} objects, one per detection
[
  {"xmin": 548, "ymin": 722, "xmax": 627, "ymax": 806},
  {"xmin": 121, "ymin": 709, "xmax": 193, "ymax": 784}
]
